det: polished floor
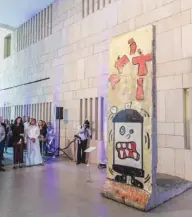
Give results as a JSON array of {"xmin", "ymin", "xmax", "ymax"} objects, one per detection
[{"xmin": 1, "ymin": 154, "xmax": 192, "ymax": 217}]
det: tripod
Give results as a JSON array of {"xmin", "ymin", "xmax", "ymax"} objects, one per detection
[{"xmin": 43, "ymin": 138, "xmax": 75, "ymax": 162}]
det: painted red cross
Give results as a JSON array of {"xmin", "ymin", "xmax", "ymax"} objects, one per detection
[{"xmin": 132, "ymin": 51, "xmax": 152, "ymax": 76}]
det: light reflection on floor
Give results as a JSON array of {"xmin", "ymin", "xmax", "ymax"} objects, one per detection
[{"xmin": 0, "ymin": 155, "xmax": 192, "ymax": 217}]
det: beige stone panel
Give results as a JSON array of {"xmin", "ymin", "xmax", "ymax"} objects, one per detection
[
  {"xmin": 184, "ymin": 150, "xmax": 192, "ymax": 180},
  {"xmin": 42, "ymin": 86, "xmax": 52, "ymax": 97},
  {"xmin": 69, "ymin": 81, "xmax": 81, "ymax": 91},
  {"xmin": 62, "ymin": 91, "xmax": 73, "ymax": 100},
  {"xmin": 117, "ymin": 0, "xmax": 142, "ymax": 24},
  {"xmin": 84, "ymin": 53, "xmax": 102, "ymax": 78},
  {"xmin": 157, "ymin": 122, "xmax": 174, "ymax": 135},
  {"xmin": 181, "ymin": 0, "xmax": 192, "ymax": 11},
  {"xmin": 128, "ymin": 17, "xmax": 136, "ymax": 32},
  {"xmin": 52, "ymin": 22, "xmax": 63, "ymax": 33},
  {"xmin": 60, "ymin": 84, "xmax": 69, "ymax": 94},
  {"xmin": 63, "ymin": 99, "xmax": 79, "ymax": 109},
  {"xmin": 88, "ymin": 77, "xmax": 96, "ymax": 88},
  {"xmin": 80, "ymin": 79, "xmax": 89, "ymax": 89},
  {"xmin": 76, "ymin": 46, "xmax": 94, "ymax": 60},
  {"xmin": 175, "ymin": 149, "xmax": 185, "ymax": 178},
  {"xmin": 93, "ymin": 40, "xmax": 109, "ymax": 54},
  {"xmin": 157, "ymin": 134, "xmax": 167, "ymax": 147},
  {"xmin": 157, "ymin": 58, "xmax": 192, "ymax": 77},
  {"xmin": 165, "ymin": 89, "xmax": 184, "ymax": 122},
  {"xmin": 157, "ymin": 75, "xmax": 183, "ymax": 91},
  {"xmin": 81, "ymin": 9, "xmax": 107, "ymax": 37},
  {"xmin": 85, "ymin": 88, "xmax": 98, "ymax": 98},
  {"xmin": 183, "ymin": 73, "xmax": 192, "ymax": 88},
  {"xmin": 141, "ymin": 0, "xmax": 176, "ymax": 13},
  {"xmin": 166, "ymin": 135, "xmax": 185, "ymax": 149},
  {"xmin": 63, "ymin": 15, "xmax": 75, "ymax": 28},
  {"xmin": 53, "ymin": 92, "xmax": 63, "ymax": 102},
  {"xmin": 157, "ymin": 147, "xmax": 175, "ymax": 175},
  {"xmin": 58, "ymin": 43, "xmax": 77, "ymax": 58},
  {"xmin": 68, "ymin": 107, "xmax": 79, "ymax": 122},
  {"xmin": 67, "ymin": 23, "xmax": 81, "ymax": 44},
  {"xmin": 156, "ymin": 28, "xmax": 182, "ymax": 64},
  {"xmin": 135, "ymin": 0, "xmax": 180, "ymax": 28},
  {"xmin": 76, "ymin": 58, "xmax": 85, "ymax": 80},
  {"xmin": 93, "ymin": 10, "xmax": 108, "ymax": 34},
  {"xmin": 105, "ymin": 2, "xmax": 118, "ymax": 28},
  {"xmin": 83, "ymin": 29, "xmax": 109, "ymax": 48},
  {"xmin": 100, "ymin": 50, "xmax": 109, "ymax": 76},
  {"xmin": 157, "ymin": 91, "xmax": 166, "ymax": 122},
  {"xmin": 141, "ymin": 0, "xmax": 156, "ymax": 13},
  {"xmin": 111, "ymin": 20, "xmax": 129, "ymax": 37},
  {"xmin": 156, "ymin": 10, "xmax": 191, "ymax": 34},
  {"xmin": 75, "ymin": 12, "xmax": 82, "ymax": 22},
  {"xmin": 174, "ymin": 123, "xmax": 185, "ymax": 136},
  {"xmin": 157, "ymin": 147, "xmax": 163, "ymax": 173},
  {"xmin": 63, "ymin": 62, "xmax": 77, "ymax": 82},
  {"xmin": 81, "ymin": 16, "xmax": 92, "ymax": 38},
  {"xmin": 182, "ymin": 24, "xmax": 192, "ymax": 58}
]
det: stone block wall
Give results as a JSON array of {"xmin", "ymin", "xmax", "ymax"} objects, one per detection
[{"xmin": 0, "ymin": 0, "xmax": 192, "ymax": 179}]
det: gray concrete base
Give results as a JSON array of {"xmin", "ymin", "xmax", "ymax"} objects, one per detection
[
  {"xmin": 146, "ymin": 174, "xmax": 192, "ymax": 211},
  {"xmin": 101, "ymin": 173, "xmax": 192, "ymax": 211}
]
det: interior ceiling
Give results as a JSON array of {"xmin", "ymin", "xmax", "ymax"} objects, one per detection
[{"xmin": 0, "ymin": 0, "xmax": 55, "ymax": 29}]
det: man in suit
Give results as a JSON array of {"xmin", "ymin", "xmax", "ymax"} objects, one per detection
[{"xmin": 76, "ymin": 120, "xmax": 92, "ymax": 165}]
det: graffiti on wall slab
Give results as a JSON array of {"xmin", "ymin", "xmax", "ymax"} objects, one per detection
[{"xmin": 107, "ymin": 26, "xmax": 154, "ymax": 194}]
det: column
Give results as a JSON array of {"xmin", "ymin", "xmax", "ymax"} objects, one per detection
[
  {"xmin": 49, "ymin": 102, "xmax": 53, "ymax": 122},
  {"xmin": 80, "ymin": 99, "xmax": 83, "ymax": 125},
  {"xmin": 36, "ymin": 103, "xmax": 39, "ymax": 121},
  {"xmin": 44, "ymin": 8, "xmax": 47, "ymax": 38},
  {"xmin": 84, "ymin": 98, "xmax": 88, "ymax": 120},
  {"xmin": 84, "ymin": 0, "xmax": 88, "ymax": 17},
  {"xmin": 45, "ymin": 102, "xmax": 48, "ymax": 122}
]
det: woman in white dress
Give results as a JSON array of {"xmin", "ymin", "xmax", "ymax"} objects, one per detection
[{"xmin": 26, "ymin": 119, "xmax": 44, "ymax": 166}]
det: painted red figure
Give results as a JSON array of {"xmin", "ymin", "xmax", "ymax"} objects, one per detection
[
  {"xmin": 109, "ymin": 74, "xmax": 120, "ymax": 89},
  {"xmin": 128, "ymin": 38, "xmax": 137, "ymax": 55},
  {"xmin": 115, "ymin": 55, "xmax": 129, "ymax": 74},
  {"xmin": 136, "ymin": 77, "xmax": 144, "ymax": 100},
  {"xmin": 132, "ymin": 50, "xmax": 152, "ymax": 76}
]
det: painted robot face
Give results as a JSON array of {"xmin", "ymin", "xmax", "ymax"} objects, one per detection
[{"xmin": 114, "ymin": 122, "xmax": 142, "ymax": 170}]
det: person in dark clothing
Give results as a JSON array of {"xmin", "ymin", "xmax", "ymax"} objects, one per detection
[
  {"xmin": 10, "ymin": 120, "xmax": 14, "ymax": 128},
  {"xmin": 0, "ymin": 117, "xmax": 6, "ymax": 163},
  {"xmin": 0, "ymin": 122, "xmax": 6, "ymax": 171},
  {"xmin": 39, "ymin": 120, "xmax": 47, "ymax": 155},
  {"xmin": 4, "ymin": 119, "xmax": 10, "ymax": 153},
  {"xmin": 12, "ymin": 117, "xmax": 24, "ymax": 169}
]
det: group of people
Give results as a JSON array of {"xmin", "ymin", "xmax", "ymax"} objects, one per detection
[
  {"xmin": 0, "ymin": 115, "xmax": 93, "ymax": 171},
  {"xmin": 0, "ymin": 116, "xmax": 54, "ymax": 172}
]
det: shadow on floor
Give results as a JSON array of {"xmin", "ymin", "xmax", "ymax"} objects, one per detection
[
  {"xmin": 1, "ymin": 152, "xmax": 192, "ymax": 217},
  {"xmin": 3, "ymin": 148, "xmax": 13, "ymax": 166}
]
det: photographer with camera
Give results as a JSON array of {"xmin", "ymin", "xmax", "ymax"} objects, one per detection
[{"xmin": 76, "ymin": 120, "xmax": 92, "ymax": 165}]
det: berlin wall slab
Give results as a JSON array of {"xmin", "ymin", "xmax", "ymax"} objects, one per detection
[{"xmin": 101, "ymin": 25, "xmax": 192, "ymax": 211}]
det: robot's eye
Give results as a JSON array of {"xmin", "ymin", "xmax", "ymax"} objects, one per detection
[
  {"xmin": 119, "ymin": 126, "xmax": 126, "ymax": 135},
  {"xmin": 129, "ymin": 129, "xmax": 134, "ymax": 134}
]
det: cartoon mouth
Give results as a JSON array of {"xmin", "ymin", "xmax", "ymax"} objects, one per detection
[{"xmin": 116, "ymin": 142, "xmax": 140, "ymax": 161}]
